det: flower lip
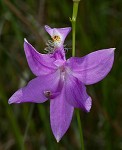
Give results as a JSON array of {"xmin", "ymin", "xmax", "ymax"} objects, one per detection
[
  {"xmin": 51, "ymin": 29, "xmax": 63, "ymax": 47},
  {"xmin": 44, "ymin": 25, "xmax": 71, "ymax": 48},
  {"xmin": 52, "ymin": 35, "xmax": 61, "ymax": 42},
  {"xmin": 52, "ymin": 35, "xmax": 62, "ymax": 48}
]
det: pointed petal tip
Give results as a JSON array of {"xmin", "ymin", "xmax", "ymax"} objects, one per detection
[
  {"xmin": 105, "ymin": 48, "xmax": 115, "ymax": 57},
  {"xmin": 112, "ymin": 48, "xmax": 116, "ymax": 52},
  {"xmin": 8, "ymin": 100, "xmax": 12, "ymax": 104},
  {"xmin": 24, "ymin": 38, "xmax": 28, "ymax": 43},
  {"xmin": 68, "ymin": 27, "xmax": 71, "ymax": 31},
  {"xmin": 55, "ymin": 135, "xmax": 61, "ymax": 143},
  {"xmin": 99, "ymin": 48, "xmax": 115, "ymax": 54},
  {"xmin": 44, "ymin": 25, "xmax": 51, "ymax": 30},
  {"xmin": 8, "ymin": 98, "xmax": 20, "ymax": 104},
  {"xmin": 8, "ymin": 98, "xmax": 19, "ymax": 104},
  {"xmin": 110, "ymin": 48, "xmax": 116, "ymax": 51},
  {"xmin": 8, "ymin": 96, "xmax": 14, "ymax": 104},
  {"xmin": 84, "ymin": 97, "xmax": 92, "ymax": 113},
  {"xmin": 105, "ymin": 48, "xmax": 115, "ymax": 53},
  {"xmin": 85, "ymin": 106, "xmax": 91, "ymax": 113}
]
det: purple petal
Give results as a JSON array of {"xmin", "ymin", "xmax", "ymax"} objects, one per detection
[
  {"xmin": 50, "ymin": 87, "xmax": 74, "ymax": 142},
  {"xmin": 44, "ymin": 25, "xmax": 53, "ymax": 36},
  {"xmin": 24, "ymin": 39, "xmax": 56, "ymax": 76},
  {"xmin": 9, "ymin": 70, "xmax": 62, "ymax": 104},
  {"xmin": 64, "ymin": 74, "xmax": 92, "ymax": 112},
  {"xmin": 67, "ymin": 48, "xmax": 115, "ymax": 85},
  {"xmin": 56, "ymin": 27, "xmax": 71, "ymax": 41},
  {"xmin": 45, "ymin": 25, "xmax": 71, "ymax": 42}
]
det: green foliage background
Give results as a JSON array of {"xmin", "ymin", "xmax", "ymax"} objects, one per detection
[{"xmin": 0, "ymin": 0, "xmax": 122, "ymax": 149}]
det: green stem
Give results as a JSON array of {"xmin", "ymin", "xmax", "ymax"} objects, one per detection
[
  {"xmin": 76, "ymin": 110, "xmax": 85, "ymax": 150},
  {"xmin": 71, "ymin": 0, "xmax": 85, "ymax": 149},
  {"xmin": 71, "ymin": 0, "xmax": 80, "ymax": 56}
]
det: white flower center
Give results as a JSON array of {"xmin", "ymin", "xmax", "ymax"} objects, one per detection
[{"xmin": 59, "ymin": 65, "xmax": 71, "ymax": 81}]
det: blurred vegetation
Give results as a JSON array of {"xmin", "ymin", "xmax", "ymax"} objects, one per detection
[{"xmin": 0, "ymin": 0, "xmax": 122, "ymax": 149}]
